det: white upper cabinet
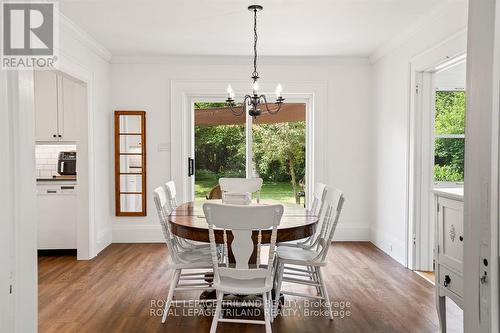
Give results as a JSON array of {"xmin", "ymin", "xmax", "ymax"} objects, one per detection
[
  {"xmin": 60, "ymin": 76, "xmax": 86, "ymax": 142},
  {"xmin": 34, "ymin": 71, "xmax": 59, "ymax": 141},
  {"xmin": 34, "ymin": 71, "xmax": 85, "ymax": 142}
]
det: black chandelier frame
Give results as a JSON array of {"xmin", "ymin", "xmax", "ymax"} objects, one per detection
[{"xmin": 225, "ymin": 5, "xmax": 285, "ymax": 118}]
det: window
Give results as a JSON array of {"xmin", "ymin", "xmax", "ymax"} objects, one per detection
[
  {"xmin": 193, "ymin": 102, "xmax": 306, "ymax": 204},
  {"xmin": 434, "ymin": 90, "xmax": 465, "ymax": 182}
]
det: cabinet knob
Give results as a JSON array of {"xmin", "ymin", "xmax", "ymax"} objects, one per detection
[
  {"xmin": 53, "ymin": 134, "xmax": 57, "ymax": 138},
  {"xmin": 443, "ymin": 275, "xmax": 451, "ymax": 287},
  {"xmin": 58, "ymin": 134, "xmax": 62, "ymax": 138},
  {"xmin": 459, "ymin": 236, "xmax": 463, "ymax": 242}
]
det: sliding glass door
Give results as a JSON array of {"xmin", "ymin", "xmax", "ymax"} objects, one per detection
[
  {"xmin": 193, "ymin": 100, "xmax": 307, "ymax": 205},
  {"xmin": 252, "ymin": 104, "xmax": 306, "ymax": 204},
  {"xmin": 193, "ymin": 102, "xmax": 245, "ymax": 200}
]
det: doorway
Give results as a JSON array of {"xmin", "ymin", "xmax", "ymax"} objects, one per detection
[
  {"xmin": 191, "ymin": 100, "xmax": 310, "ymax": 205},
  {"xmin": 412, "ymin": 57, "xmax": 466, "ymax": 276}
]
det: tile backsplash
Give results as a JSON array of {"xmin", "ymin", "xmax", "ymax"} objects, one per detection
[{"xmin": 36, "ymin": 144, "xmax": 77, "ymax": 178}]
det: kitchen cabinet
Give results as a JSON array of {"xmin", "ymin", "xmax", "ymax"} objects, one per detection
[
  {"xmin": 34, "ymin": 71, "xmax": 85, "ymax": 142},
  {"xmin": 37, "ymin": 183, "xmax": 77, "ymax": 249},
  {"xmin": 434, "ymin": 188, "xmax": 464, "ymax": 332},
  {"xmin": 34, "ymin": 71, "xmax": 59, "ymax": 141}
]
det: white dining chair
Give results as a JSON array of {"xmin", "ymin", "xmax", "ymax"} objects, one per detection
[
  {"xmin": 203, "ymin": 202, "xmax": 284, "ymax": 333},
  {"xmin": 153, "ymin": 186, "xmax": 215, "ymax": 324},
  {"xmin": 219, "ymin": 177, "xmax": 263, "ymax": 203},
  {"xmin": 163, "ymin": 180, "xmax": 210, "ymax": 250},
  {"xmin": 273, "ymin": 188, "xmax": 344, "ymax": 320},
  {"xmin": 164, "ymin": 180, "xmax": 179, "ymax": 211},
  {"xmin": 280, "ymin": 182, "xmax": 328, "ymax": 249},
  {"xmin": 310, "ymin": 182, "xmax": 327, "ymax": 216}
]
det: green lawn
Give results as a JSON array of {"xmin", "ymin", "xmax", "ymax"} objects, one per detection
[{"xmin": 195, "ymin": 179, "xmax": 297, "ymax": 203}]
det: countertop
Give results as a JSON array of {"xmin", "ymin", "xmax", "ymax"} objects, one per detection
[
  {"xmin": 37, "ymin": 177, "xmax": 77, "ymax": 185},
  {"xmin": 433, "ymin": 187, "xmax": 464, "ymax": 201}
]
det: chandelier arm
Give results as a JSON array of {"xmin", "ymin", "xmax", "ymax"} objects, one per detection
[
  {"xmin": 230, "ymin": 103, "xmax": 246, "ymax": 116},
  {"xmin": 244, "ymin": 94, "xmax": 252, "ymax": 106},
  {"xmin": 259, "ymin": 94, "xmax": 283, "ymax": 115}
]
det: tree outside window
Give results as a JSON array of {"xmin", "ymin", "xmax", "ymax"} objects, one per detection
[{"xmin": 434, "ymin": 91, "xmax": 465, "ymax": 182}]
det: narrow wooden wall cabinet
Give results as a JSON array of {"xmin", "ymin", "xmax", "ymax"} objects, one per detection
[{"xmin": 114, "ymin": 111, "xmax": 147, "ymax": 216}]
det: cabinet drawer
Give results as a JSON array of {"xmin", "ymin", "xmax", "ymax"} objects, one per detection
[
  {"xmin": 437, "ymin": 197, "xmax": 463, "ymax": 272},
  {"xmin": 438, "ymin": 265, "xmax": 463, "ymax": 298}
]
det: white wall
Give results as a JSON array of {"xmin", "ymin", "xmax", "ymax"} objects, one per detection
[
  {"xmin": 2, "ymin": 14, "xmax": 112, "ymax": 331},
  {"xmin": 111, "ymin": 56, "xmax": 373, "ymax": 242},
  {"xmin": 58, "ymin": 16, "xmax": 113, "ymax": 257},
  {"xmin": 371, "ymin": 3, "xmax": 468, "ymax": 264}
]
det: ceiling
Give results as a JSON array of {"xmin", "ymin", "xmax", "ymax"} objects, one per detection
[{"xmin": 59, "ymin": 0, "xmax": 461, "ymax": 57}]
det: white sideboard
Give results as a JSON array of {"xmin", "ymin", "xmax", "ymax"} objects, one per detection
[{"xmin": 434, "ymin": 187, "xmax": 464, "ymax": 332}]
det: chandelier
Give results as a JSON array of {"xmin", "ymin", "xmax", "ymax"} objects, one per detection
[{"xmin": 225, "ymin": 5, "xmax": 285, "ymax": 118}]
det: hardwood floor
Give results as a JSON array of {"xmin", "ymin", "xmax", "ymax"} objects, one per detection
[
  {"xmin": 38, "ymin": 242, "xmax": 462, "ymax": 332},
  {"xmin": 415, "ymin": 271, "xmax": 435, "ymax": 284}
]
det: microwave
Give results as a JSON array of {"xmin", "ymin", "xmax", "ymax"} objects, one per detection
[{"xmin": 57, "ymin": 151, "xmax": 77, "ymax": 175}]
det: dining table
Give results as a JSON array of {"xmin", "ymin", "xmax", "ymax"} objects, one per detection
[{"xmin": 168, "ymin": 199, "xmax": 320, "ymax": 264}]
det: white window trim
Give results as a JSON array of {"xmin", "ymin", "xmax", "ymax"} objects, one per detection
[
  {"xmin": 435, "ymin": 133, "xmax": 465, "ymax": 139},
  {"xmin": 190, "ymin": 97, "xmax": 310, "ymax": 203},
  {"xmin": 171, "ymin": 80, "xmax": 328, "ymax": 209}
]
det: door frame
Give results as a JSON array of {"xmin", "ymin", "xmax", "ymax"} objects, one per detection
[
  {"xmin": 171, "ymin": 80, "xmax": 328, "ymax": 207},
  {"xmin": 55, "ymin": 53, "xmax": 99, "ymax": 259},
  {"xmin": 407, "ymin": 30, "xmax": 467, "ymax": 270}
]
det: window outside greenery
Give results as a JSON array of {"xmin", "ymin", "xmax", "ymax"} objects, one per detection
[
  {"xmin": 194, "ymin": 102, "xmax": 305, "ymax": 202},
  {"xmin": 434, "ymin": 91, "xmax": 465, "ymax": 182}
]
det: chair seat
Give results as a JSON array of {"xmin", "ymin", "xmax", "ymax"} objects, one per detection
[
  {"xmin": 180, "ymin": 238, "xmax": 211, "ymax": 249},
  {"xmin": 277, "ymin": 239, "xmax": 309, "ymax": 248},
  {"xmin": 276, "ymin": 246, "xmax": 324, "ymax": 265},
  {"xmin": 215, "ymin": 276, "xmax": 272, "ymax": 294},
  {"xmin": 176, "ymin": 247, "xmax": 212, "ymax": 264}
]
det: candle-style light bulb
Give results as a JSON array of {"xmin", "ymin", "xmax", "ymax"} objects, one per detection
[
  {"xmin": 275, "ymin": 83, "xmax": 283, "ymax": 97},
  {"xmin": 252, "ymin": 81, "xmax": 259, "ymax": 93},
  {"xmin": 227, "ymin": 84, "xmax": 233, "ymax": 98}
]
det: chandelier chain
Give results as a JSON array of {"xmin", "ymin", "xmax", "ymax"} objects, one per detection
[{"xmin": 252, "ymin": 8, "xmax": 258, "ymax": 80}]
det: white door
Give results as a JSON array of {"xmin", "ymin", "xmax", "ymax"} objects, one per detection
[{"xmin": 34, "ymin": 70, "xmax": 59, "ymax": 141}]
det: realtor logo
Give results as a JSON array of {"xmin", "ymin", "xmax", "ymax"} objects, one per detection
[{"xmin": 1, "ymin": 1, "xmax": 58, "ymax": 69}]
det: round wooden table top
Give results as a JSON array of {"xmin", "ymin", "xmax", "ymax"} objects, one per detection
[{"xmin": 168, "ymin": 200, "xmax": 319, "ymax": 244}]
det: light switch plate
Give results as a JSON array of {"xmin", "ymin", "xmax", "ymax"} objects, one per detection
[{"xmin": 158, "ymin": 143, "xmax": 170, "ymax": 152}]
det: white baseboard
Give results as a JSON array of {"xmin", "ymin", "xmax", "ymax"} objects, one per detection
[
  {"xmin": 112, "ymin": 224, "xmax": 165, "ymax": 243},
  {"xmin": 333, "ymin": 223, "xmax": 370, "ymax": 241},
  {"xmin": 112, "ymin": 223, "xmax": 370, "ymax": 243},
  {"xmin": 370, "ymin": 226, "xmax": 406, "ymax": 265},
  {"xmin": 95, "ymin": 228, "xmax": 113, "ymax": 255}
]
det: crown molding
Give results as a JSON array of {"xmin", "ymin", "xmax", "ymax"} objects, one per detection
[
  {"xmin": 59, "ymin": 12, "xmax": 113, "ymax": 62},
  {"xmin": 369, "ymin": 0, "xmax": 466, "ymax": 64},
  {"xmin": 110, "ymin": 55, "xmax": 370, "ymax": 66}
]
